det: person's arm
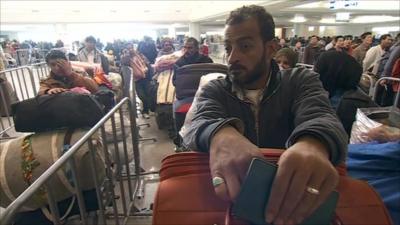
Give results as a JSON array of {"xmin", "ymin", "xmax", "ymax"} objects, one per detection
[
  {"xmin": 38, "ymin": 79, "xmax": 53, "ymax": 95},
  {"xmin": 264, "ymin": 70, "xmax": 346, "ymax": 225},
  {"xmin": 181, "ymin": 80, "xmax": 244, "ymax": 151},
  {"xmin": 363, "ymin": 47, "xmax": 376, "ymax": 72},
  {"xmin": 351, "ymin": 48, "xmax": 361, "ymax": 65},
  {"xmin": 70, "ymin": 72, "xmax": 99, "ymax": 93},
  {"xmin": 303, "ymin": 47, "xmax": 309, "ymax": 64},
  {"xmin": 287, "ymin": 69, "xmax": 347, "ymax": 164},
  {"xmin": 38, "ymin": 78, "xmax": 68, "ymax": 95},
  {"xmin": 383, "ymin": 46, "xmax": 400, "ymax": 77}
]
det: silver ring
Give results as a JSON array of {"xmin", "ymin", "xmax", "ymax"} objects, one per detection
[
  {"xmin": 212, "ymin": 176, "xmax": 225, "ymax": 187},
  {"xmin": 306, "ymin": 186, "xmax": 320, "ymax": 195}
]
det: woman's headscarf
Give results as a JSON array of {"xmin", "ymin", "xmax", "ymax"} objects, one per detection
[{"xmin": 314, "ymin": 50, "xmax": 362, "ymax": 97}]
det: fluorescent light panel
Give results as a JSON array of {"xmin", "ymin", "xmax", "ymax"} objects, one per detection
[{"xmin": 352, "ymin": 16, "xmax": 400, "ymax": 23}]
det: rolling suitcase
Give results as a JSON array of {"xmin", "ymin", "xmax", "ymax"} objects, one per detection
[{"xmin": 153, "ymin": 150, "xmax": 393, "ymax": 225}]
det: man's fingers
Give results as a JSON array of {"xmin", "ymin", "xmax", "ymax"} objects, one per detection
[
  {"xmin": 306, "ymin": 172, "xmax": 338, "ymax": 219},
  {"xmin": 288, "ymin": 172, "xmax": 326, "ymax": 225},
  {"xmin": 48, "ymin": 88, "xmax": 66, "ymax": 95},
  {"xmin": 265, "ymin": 162, "xmax": 294, "ymax": 224},
  {"xmin": 213, "ymin": 171, "xmax": 241, "ymax": 202},
  {"xmin": 273, "ymin": 168, "xmax": 312, "ymax": 225},
  {"xmin": 225, "ymin": 172, "xmax": 242, "ymax": 201},
  {"xmin": 214, "ymin": 177, "xmax": 230, "ymax": 202}
]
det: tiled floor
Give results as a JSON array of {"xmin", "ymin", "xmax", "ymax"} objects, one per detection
[{"xmin": 117, "ymin": 113, "xmax": 175, "ymax": 225}]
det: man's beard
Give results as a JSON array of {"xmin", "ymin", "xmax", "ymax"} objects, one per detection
[{"xmin": 228, "ymin": 50, "xmax": 267, "ymax": 86}]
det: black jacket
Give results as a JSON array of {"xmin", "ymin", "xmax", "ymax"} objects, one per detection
[
  {"xmin": 336, "ymin": 88, "xmax": 378, "ymax": 136},
  {"xmin": 175, "ymin": 53, "xmax": 213, "ymax": 68},
  {"xmin": 182, "ymin": 62, "xmax": 347, "ymax": 165}
]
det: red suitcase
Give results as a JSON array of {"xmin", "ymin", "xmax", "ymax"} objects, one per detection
[{"xmin": 153, "ymin": 150, "xmax": 393, "ymax": 225}]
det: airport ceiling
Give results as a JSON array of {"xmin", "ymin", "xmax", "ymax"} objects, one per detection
[{"xmin": 1, "ymin": 0, "xmax": 399, "ymax": 27}]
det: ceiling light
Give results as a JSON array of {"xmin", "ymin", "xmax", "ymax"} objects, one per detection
[
  {"xmin": 215, "ymin": 19, "xmax": 225, "ymax": 22},
  {"xmin": 336, "ymin": 12, "xmax": 350, "ymax": 21},
  {"xmin": 308, "ymin": 26, "xmax": 315, "ymax": 31},
  {"xmin": 319, "ymin": 18, "xmax": 336, "ymax": 24},
  {"xmin": 294, "ymin": 2, "xmax": 325, "ymax": 9},
  {"xmin": 319, "ymin": 26, "xmax": 326, "ymax": 32},
  {"xmin": 290, "ymin": 14, "xmax": 306, "ymax": 23},
  {"xmin": 352, "ymin": 16, "xmax": 400, "ymax": 23},
  {"xmin": 372, "ymin": 26, "xmax": 400, "ymax": 34}
]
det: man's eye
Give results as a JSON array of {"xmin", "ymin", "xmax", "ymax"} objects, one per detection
[
  {"xmin": 225, "ymin": 46, "xmax": 231, "ymax": 53},
  {"xmin": 240, "ymin": 43, "xmax": 252, "ymax": 50}
]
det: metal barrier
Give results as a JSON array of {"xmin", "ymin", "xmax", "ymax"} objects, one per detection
[
  {"xmin": 30, "ymin": 62, "xmax": 50, "ymax": 82},
  {"xmin": 0, "ymin": 63, "xmax": 48, "ymax": 139},
  {"xmin": 16, "ymin": 49, "xmax": 32, "ymax": 66},
  {"xmin": 373, "ymin": 77, "xmax": 400, "ymax": 107},
  {"xmin": 360, "ymin": 73, "xmax": 377, "ymax": 97},
  {"xmin": 295, "ymin": 63, "xmax": 314, "ymax": 70},
  {"xmin": 0, "ymin": 97, "xmax": 144, "ymax": 225}
]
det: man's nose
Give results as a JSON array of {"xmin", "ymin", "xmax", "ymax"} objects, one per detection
[{"xmin": 227, "ymin": 47, "xmax": 241, "ymax": 65}]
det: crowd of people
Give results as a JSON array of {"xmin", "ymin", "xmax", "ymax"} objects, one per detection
[{"xmin": 273, "ymin": 32, "xmax": 399, "ymax": 107}]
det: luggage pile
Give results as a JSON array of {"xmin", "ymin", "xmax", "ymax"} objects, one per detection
[{"xmin": 0, "ymin": 91, "xmax": 108, "ymax": 224}]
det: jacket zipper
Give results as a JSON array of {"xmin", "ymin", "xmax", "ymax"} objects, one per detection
[
  {"xmin": 224, "ymin": 82, "xmax": 281, "ymax": 146},
  {"xmin": 256, "ymin": 86, "xmax": 280, "ymax": 145}
]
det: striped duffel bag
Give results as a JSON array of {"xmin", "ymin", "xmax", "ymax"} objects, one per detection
[{"xmin": 0, "ymin": 129, "xmax": 106, "ymax": 212}]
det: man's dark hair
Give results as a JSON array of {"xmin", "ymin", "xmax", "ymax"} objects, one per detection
[
  {"xmin": 311, "ymin": 35, "xmax": 320, "ymax": 40},
  {"xmin": 379, "ymin": 34, "xmax": 392, "ymax": 42},
  {"xmin": 85, "ymin": 36, "xmax": 96, "ymax": 43},
  {"xmin": 185, "ymin": 37, "xmax": 199, "ymax": 48},
  {"xmin": 360, "ymin": 32, "xmax": 372, "ymax": 40},
  {"xmin": 395, "ymin": 32, "xmax": 400, "ymax": 42},
  {"xmin": 334, "ymin": 35, "xmax": 344, "ymax": 42},
  {"xmin": 344, "ymin": 35, "xmax": 353, "ymax": 40},
  {"xmin": 226, "ymin": 5, "xmax": 275, "ymax": 42},
  {"xmin": 45, "ymin": 50, "xmax": 67, "ymax": 63}
]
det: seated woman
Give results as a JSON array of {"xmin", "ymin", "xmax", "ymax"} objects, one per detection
[{"xmin": 314, "ymin": 50, "xmax": 378, "ymax": 137}]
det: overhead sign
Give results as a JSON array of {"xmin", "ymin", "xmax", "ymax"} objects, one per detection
[{"xmin": 329, "ymin": 0, "xmax": 359, "ymax": 10}]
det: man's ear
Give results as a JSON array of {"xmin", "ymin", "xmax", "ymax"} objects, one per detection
[{"xmin": 264, "ymin": 40, "xmax": 278, "ymax": 59}]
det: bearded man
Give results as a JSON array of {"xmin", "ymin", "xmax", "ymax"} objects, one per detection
[{"xmin": 181, "ymin": 5, "xmax": 347, "ymax": 225}]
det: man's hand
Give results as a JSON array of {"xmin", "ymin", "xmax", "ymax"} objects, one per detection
[
  {"xmin": 265, "ymin": 137, "xmax": 339, "ymax": 225},
  {"xmin": 56, "ymin": 59, "xmax": 73, "ymax": 77},
  {"xmin": 47, "ymin": 88, "xmax": 67, "ymax": 95},
  {"xmin": 209, "ymin": 126, "xmax": 263, "ymax": 201}
]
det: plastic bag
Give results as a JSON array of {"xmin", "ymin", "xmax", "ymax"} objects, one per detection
[{"xmin": 350, "ymin": 107, "xmax": 400, "ymax": 144}]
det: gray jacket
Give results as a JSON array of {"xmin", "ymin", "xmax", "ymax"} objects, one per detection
[
  {"xmin": 77, "ymin": 48, "xmax": 102, "ymax": 64},
  {"xmin": 182, "ymin": 61, "xmax": 347, "ymax": 165}
]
